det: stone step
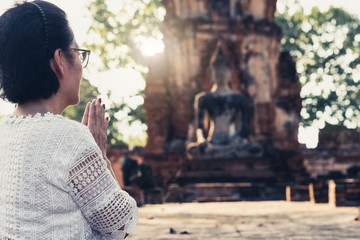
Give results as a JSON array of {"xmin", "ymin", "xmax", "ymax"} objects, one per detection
[
  {"xmin": 178, "ymin": 157, "xmax": 291, "ymax": 184},
  {"xmin": 182, "ymin": 157, "xmax": 274, "ymax": 171},
  {"xmin": 164, "ymin": 182, "xmax": 286, "ymax": 203},
  {"xmin": 176, "ymin": 166, "xmax": 278, "ymax": 185}
]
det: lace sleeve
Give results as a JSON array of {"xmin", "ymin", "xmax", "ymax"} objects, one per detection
[{"xmin": 67, "ymin": 147, "xmax": 139, "ymax": 239}]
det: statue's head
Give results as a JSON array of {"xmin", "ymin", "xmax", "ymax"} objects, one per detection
[{"xmin": 210, "ymin": 47, "xmax": 232, "ymax": 86}]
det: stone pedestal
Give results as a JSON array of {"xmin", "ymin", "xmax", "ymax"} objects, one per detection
[{"xmin": 177, "ymin": 157, "xmax": 286, "ymax": 184}]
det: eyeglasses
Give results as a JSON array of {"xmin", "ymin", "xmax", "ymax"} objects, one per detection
[{"xmin": 71, "ymin": 48, "xmax": 91, "ymax": 68}]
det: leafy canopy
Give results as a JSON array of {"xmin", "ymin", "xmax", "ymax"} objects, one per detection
[
  {"xmin": 86, "ymin": 0, "xmax": 163, "ymax": 71},
  {"xmin": 276, "ymin": 1, "xmax": 360, "ymax": 128},
  {"xmin": 79, "ymin": 0, "xmax": 163, "ymax": 146},
  {"xmin": 62, "ymin": 78, "xmax": 99, "ymax": 123}
]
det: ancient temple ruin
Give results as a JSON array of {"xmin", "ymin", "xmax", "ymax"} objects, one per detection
[{"xmin": 144, "ymin": 0, "xmax": 304, "ymax": 202}]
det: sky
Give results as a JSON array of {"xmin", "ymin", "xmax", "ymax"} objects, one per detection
[{"xmin": 0, "ymin": 0, "xmax": 359, "ymax": 147}]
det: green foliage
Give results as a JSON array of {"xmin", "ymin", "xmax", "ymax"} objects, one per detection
[
  {"xmin": 128, "ymin": 104, "xmax": 146, "ymax": 124},
  {"xmin": 105, "ymin": 90, "xmax": 146, "ymax": 146},
  {"xmin": 62, "ymin": 78, "xmax": 99, "ymax": 122},
  {"xmin": 62, "ymin": 78, "xmax": 128, "ymax": 146},
  {"xmin": 86, "ymin": 0, "xmax": 163, "ymax": 71},
  {"xmin": 104, "ymin": 96, "xmax": 128, "ymax": 146},
  {"xmin": 127, "ymin": 134, "xmax": 147, "ymax": 146},
  {"xmin": 276, "ymin": 1, "xmax": 360, "ymax": 128},
  {"xmin": 84, "ymin": 0, "xmax": 161, "ymax": 146}
]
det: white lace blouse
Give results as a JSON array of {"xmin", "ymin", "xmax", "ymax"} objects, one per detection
[{"xmin": 0, "ymin": 113, "xmax": 138, "ymax": 240}]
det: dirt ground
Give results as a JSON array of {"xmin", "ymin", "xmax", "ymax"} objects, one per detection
[{"xmin": 128, "ymin": 201, "xmax": 360, "ymax": 240}]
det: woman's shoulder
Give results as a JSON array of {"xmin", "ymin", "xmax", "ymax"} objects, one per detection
[
  {"xmin": 0, "ymin": 112, "xmax": 96, "ymax": 148},
  {"xmin": 49, "ymin": 114, "xmax": 93, "ymax": 140},
  {"xmin": 1, "ymin": 112, "xmax": 80, "ymax": 127},
  {"xmin": 10, "ymin": 112, "xmax": 94, "ymax": 142},
  {"xmin": 52, "ymin": 114, "xmax": 85, "ymax": 129}
]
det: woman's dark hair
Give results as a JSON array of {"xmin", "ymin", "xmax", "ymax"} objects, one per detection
[{"xmin": 0, "ymin": 0, "xmax": 74, "ymax": 104}]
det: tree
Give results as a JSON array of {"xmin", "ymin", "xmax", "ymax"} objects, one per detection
[
  {"xmin": 276, "ymin": 1, "xmax": 360, "ymax": 128},
  {"xmin": 86, "ymin": 0, "xmax": 163, "ymax": 70},
  {"xmin": 62, "ymin": 78, "xmax": 127, "ymax": 146},
  {"xmin": 104, "ymin": 95, "xmax": 128, "ymax": 146},
  {"xmin": 84, "ymin": 0, "xmax": 164, "ymax": 146},
  {"xmin": 105, "ymin": 89, "xmax": 146, "ymax": 146},
  {"xmin": 62, "ymin": 78, "xmax": 99, "ymax": 122}
]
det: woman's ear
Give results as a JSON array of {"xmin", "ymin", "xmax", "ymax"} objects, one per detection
[{"xmin": 50, "ymin": 49, "xmax": 65, "ymax": 79}]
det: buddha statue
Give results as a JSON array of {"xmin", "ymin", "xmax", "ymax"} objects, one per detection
[{"xmin": 186, "ymin": 45, "xmax": 262, "ymax": 159}]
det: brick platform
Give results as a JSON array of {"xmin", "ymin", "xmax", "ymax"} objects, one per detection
[{"xmin": 164, "ymin": 182, "xmax": 286, "ymax": 202}]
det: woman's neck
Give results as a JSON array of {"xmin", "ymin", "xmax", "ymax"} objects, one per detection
[{"xmin": 11, "ymin": 97, "xmax": 65, "ymax": 117}]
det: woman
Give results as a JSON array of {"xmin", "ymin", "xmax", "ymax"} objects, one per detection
[{"xmin": 0, "ymin": 1, "xmax": 138, "ymax": 239}]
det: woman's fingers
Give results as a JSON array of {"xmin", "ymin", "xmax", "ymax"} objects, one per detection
[
  {"xmin": 101, "ymin": 103, "xmax": 106, "ymax": 131},
  {"xmin": 88, "ymin": 99, "xmax": 97, "ymax": 130},
  {"xmin": 86, "ymin": 98, "xmax": 108, "ymax": 154},
  {"xmin": 104, "ymin": 116, "xmax": 109, "ymax": 130},
  {"xmin": 101, "ymin": 103, "xmax": 105, "ymax": 119},
  {"xmin": 95, "ymin": 98, "xmax": 104, "ymax": 126},
  {"xmin": 81, "ymin": 102, "xmax": 90, "ymax": 126}
]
